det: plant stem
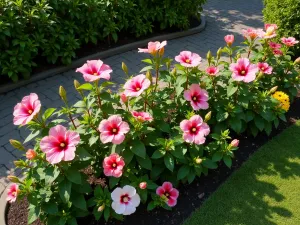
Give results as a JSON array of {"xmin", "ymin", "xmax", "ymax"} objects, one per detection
[
  {"xmin": 68, "ymin": 113, "xmax": 77, "ymax": 129},
  {"xmin": 185, "ymin": 68, "xmax": 189, "ymax": 90}
]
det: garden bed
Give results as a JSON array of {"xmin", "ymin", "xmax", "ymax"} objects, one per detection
[{"xmin": 6, "ymin": 97, "xmax": 300, "ymax": 225}]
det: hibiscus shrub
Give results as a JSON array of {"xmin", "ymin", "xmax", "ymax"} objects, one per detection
[{"xmin": 7, "ymin": 24, "xmax": 300, "ymax": 225}]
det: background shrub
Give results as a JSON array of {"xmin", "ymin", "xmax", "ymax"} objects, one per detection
[
  {"xmin": 263, "ymin": 0, "xmax": 300, "ymax": 57},
  {"xmin": 0, "ymin": 0, "xmax": 206, "ymax": 82}
]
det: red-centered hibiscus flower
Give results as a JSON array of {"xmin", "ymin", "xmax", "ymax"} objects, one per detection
[
  {"xmin": 175, "ymin": 51, "xmax": 202, "ymax": 67},
  {"xmin": 156, "ymin": 182, "xmax": 179, "ymax": 207},
  {"xmin": 229, "ymin": 58, "xmax": 258, "ymax": 83},
  {"xmin": 184, "ymin": 84, "xmax": 209, "ymax": 110},
  {"xmin": 76, "ymin": 60, "xmax": 112, "ymax": 82},
  {"xmin": 103, "ymin": 153, "xmax": 125, "ymax": 178},
  {"xmin": 123, "ymin": 74, "xmax": 151, "ymax": 97}
]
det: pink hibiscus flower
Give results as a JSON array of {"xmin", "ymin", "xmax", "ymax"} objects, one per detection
[
  {"xmin": 229, "ymin": 58, "xmax": 258, "ymax": 83},
  {"xmin": 98, "ymin": 115, "xmax": 130, "ymax": 145},
  {"xmin": 184, "ymin": 84, "xmax": 209, "ymax": 110},
  {"xmin": 138, "ymin": 41, "xmax": 167, "ymax": 55},
  {"xmin": 243, "ymin": 28, "xmax": 264, "ymax": 40},
  {"xmin": 123, "ymin": 74, "xmax": 151, "ymax": 97},
  {"xmin": 263, "ymin": 24, "xmax": 277, "ymax": 39},
  {"xmin": 281, "ymin": 37, "xmax": 299, "ymax": 47},
  {"xmin": 40, "ymin": 125, "xmax": 80, "ymax": 164},
  {"xmin": 131, "ymin": 111, "xmax": 153, "ymax": 122},
  {"xmin": 224, "ymin": 34, "xmax": 235, "ymax": 46},
  {"xmin": 6, "ymin": 184, "xmax": 19, "ymax": 203},
  {"xmin": 156, "ymin": 182, "xmax": 179, "ymax": 207},
  {"xmin": 206, "ymin": 66, "xmax": 219, "ymax": 76},
  {"xmin": 258, "ymin": 62, "xmax": 273, "ymax": 74},
  {"xmin": 103, "ymin": 153, "xmax": 125, "ymax": 177},
  {"xmin": 269, "ymin": 42, "xmax": 281, "ymax": 49},
  {"xmin": 76, "ymin": 60, "xmax": 112, "ymax": 82},
  {"xmin": 175, "ymin": 51, "xmax": 202, "ymax": 67},
  {"xmin": 13, "ymin": 93, "xmax": 41, "ymax": 126},
  {"xmin": 180, "ymin": 115, "xmax": 210, "ymax": 145},
  {"xmin": 111, "ymin": 185, "xmax": 140, "ymax": 215},
  {"xmin": 273, "ymin": 49, "xmax": 283, "ymax": 56}
]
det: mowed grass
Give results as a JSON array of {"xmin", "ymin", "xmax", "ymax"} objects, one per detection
[{"xmin": 183, "ymin": 121, "xmax": 300, "ymax": 225}]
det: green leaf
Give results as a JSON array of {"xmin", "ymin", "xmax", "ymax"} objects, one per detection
[
  {"xmin": 177, "ymin": 165, "xmax": 190, "ymax": 180},
  {"xmin": 123, "ymin": 149, "xmax": 134, "ymax": 164},
  {"xmin": 24, "ymin": 130, "xmax": 40, "ymax": 143},
  {"xmin": 94, "ymin": 186, "xmax": 103, "ymax": 197},
  {"xmin": 136, "ymin": 155, "xmax": 152, "ymax": 170},
  {"xmin": 130, "ymin": 139, "xmax": 146, "ymax": 158},
  {"xmin": 89, "ymin": 136, "xmax": 99, "ymax": 146},
  {"xmin": 43, "ymin": 202, "xmax": 58, "ymax": 215},
  {"xmin": 141, "ymin": 59, "xmax": 153, "ymax": 64},
  {"xmin": 245, "ymin": 111, "xmax": 255, "ymax": 122},
  {"xmin": 261, "ymin": 110, "xmax": 274, "ymax": 122},
  {"xmin": 104, "ymin": 207, "xmax": 110, "ymax": 221},
  {"xmin": 227, "ymin": 84, "xmax": 238, "ymax": 97},
  {"xmin": 78, "ymin": 83, "xmax": 93, "ymax": 90},
  {"xmin": 216, "ymin": 111, "xmax": 229, "ymax": 122},
  {"xmin": 42, "ymin": 108, "xmax": 56, "ymax": 120},
  {"xmin": 147, "ymin": 201, "xmax": 156, "ymax": 211},
  {"xmin": 76, "ymin": 147, "xmax": 92, "ymax": 161},
  {"xmin": 45, "ymin": 167, "xmax": 60, "ymax": 185},
  {"xmin": 279, "ymin": 114, "xmax": 287, "ymax": 122},
  {"xmin": 212, "ymin": 152, "xmax": 223, "ymax": 162},
  {"xmin": 254, "ymin": 116, "xmax": 265, "ymax": 131},
  {"xmin": 151, "ymin": 165, "xmax": 164, "ymax": 179},
  {"xmin": 67, "ymin": 218, "xmax": 78, "ymax": 225},
  {"xmin": 230, "ymin": 117, "xmax": 242, "ymax": 133},
  {"xmin": 71, "ymin": 193, "xmax": 87, "ymax": 211},
  {"xmin": 187, "ymin": 172, "xmax": 196, "ymax": 184},
  {"xmin": 202, "ymin": 159, "xmax": 218, "ymax": 169},
  {"xmin": 164, "ymin": 154, "xmax": 175, "ymax": 172},
  {"xmin": 65, "ymin": 169, "xmax": 82, "ymax": 184},
  {"xmin": 109, "ymin": 177, "xmax": 120, "ymax": 189},
  {"xmin": 223, "ymin": 155, "xmax": 232, "ymax": 168},
  {"xmin": 157, "ymin": 120, "xmax": 170, "ymax": 133},
  {"xmin": 151, "ymin": 149, "xmax": 166, "ymax": 159},
  {"xmin": 140, "ymin": 65, "xmax": 153, "ymax": 73},
  {"xmin": 28, "ymin": 204, "xmax": 40, "ymax": 224},
  {"xmin": 59, "ymin": 179, "xmax": 72, "ymax": 203}
]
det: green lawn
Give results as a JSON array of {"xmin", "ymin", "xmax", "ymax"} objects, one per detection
[{"xmin": 183, "ymin": 121, "xmax": 300, "ymax": 225}]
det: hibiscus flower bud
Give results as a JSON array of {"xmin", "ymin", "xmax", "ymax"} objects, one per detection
[
  {"xmin": 74, "ymin": 79, "xmax": 81, "ymax": 89},
  {"xmin": 207, "ymin": 50, "xmax": 212, "ymax": 65},
  {"xmin": 159, "ymin": 47, "xmax": 165, "ymax": 57},
  {"xmin": 230, "ymin": 139, "xmax": 239, "ymax": 147},
  {"xmin": 9, "ymin": 139, "xmax": 25, "ymax": 151},
  {"xmin": 236, "ymin": 53, "xmax": 241, "ymax": 60},
  {"xmin": 122, "ymin": 62, "xmax": 128, "ymax": 75},
  {"xmin": 59, "ymin": 86, "xmax": 67, "ymax": 102},
  {"xmin": 26, "ymin": 149, "xmax": 37, "ymax": 160},
  {"xmin": 195, "ymin": 158, "xmax": 203, "ymax": 164},
  {"xmin": 294, "ymin": 57, "xmax": 300, "ymax": 65},
  {"xmin": 217, "ymin": 47, "xmax": 222, "ymax": 60},
  {"xmin": 120, "ymin": 93, "xmax": 128, "ymax": 103},
  {"xmin": 171, "ymin": 68, "xmax": 177, "ymax": 77},
  {"xmin": 14, "ymin": 160, "xmax": 28, "ymax": 168},
  {"xmin": 204, "ymin": 111, "xmax": 212, "ymax": 122},
  {"xmin": 146, "ymin": 70, "xmax": 152, "ymax": 82},
  {"xmin": 97, "ymin": 204, "xmax": 105, "ymax": 212},
  {"xmin": 7, "ymin": 175, "xmax": 22, "ymax": 184},
  {"xmin": 139, "ymin": 182, "xmax": 147, "ymax": 189},
  {"xmin": 269, "ymin": 86, "xmax": 278, "ymax": 94}
]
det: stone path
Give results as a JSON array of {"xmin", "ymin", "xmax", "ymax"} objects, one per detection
[{"xmin": 0, "ymin": 0, "xmax": 264, "ymax": 194}]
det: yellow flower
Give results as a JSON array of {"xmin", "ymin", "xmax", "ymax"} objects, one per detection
[{"xmin": 272, "ymin": 91, "xmax": 290, "ymax": 112}]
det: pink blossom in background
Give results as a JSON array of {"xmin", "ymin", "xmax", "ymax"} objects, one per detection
[
  {"xmin": 40, "ymin": 125, "xmax": 80, "ymax": 164},
  {"xmin": 156, "ymin": 182, "xmax": 179, "ymax": 207},
  {"xmin": 184, "ymin": 84, "xmax": 209, "ymax": 110},
  {"xmin": 138, "ymin": 41, "xmax": 167, "ymax": 55},
  {"xmin": 13, "ymin": 93, "xmax": 41, "ymax": 126},
  {"xmin": 103, "ymin": 153, "xmax": 125, "ymax": 178},
  {"xmin": 257, "ymin": 62, "xmax": 273, "ymax": 74},
  {"xmin": 281, "ymin": 37, "xmax": 299, "ymax": 47},
  {"xmin": 180, "ymin": 115, "xmax": 210, "ymax": 145},
  {"xmin": 243, "ymin": 28, "xmax": 264, "ymax": 40},
  {"xmin": 6, "ymin": 184, "xmax": 19, "ymax": 203},
  {"xmin": 123, "ymin": 74, "xmax": 151, "ymax": 97},
  {"xmin": 139, "ymin": 182, "xmax": 147, "ymax": 189},
  {"xmin": 206, "ymin": 66, "xmax": 219, "ymax": 76},
  {"xmin": 26, "ymin": 149, "xmax": 37, "ymax": 160},
  {"xmin": 131, "ymin": 111, "xmax": 153, "ymax": 122},
  {"xmin": 224, "ymin": 35, "xmax": 235, "ymax": 46},
  {"xmin": 263, "ymin": 24, "xmax": 277, "ymax": 39},
  {"xmin": 111, "ymin": 185, "xmax": 140, "ymax": 215},
  {"xmin": 76, "ymin": 60, "xmax": 112, "ymax": 82},
  {"xmin": 230, "ymin": 139, "xmax": 239, "ymax": 147},
  {"xmin": 175, "ymin": 51, "xmax": 202, "ymax": 67},
  {"xmin": 98, "ymin": 115, "xmax": 130, "ymax": 144},
  {"xmin": 273, "ymin": 49, "xmax": 283, "ymax": 56},
  {"xmin": 230, "ymin": 58, "xmax": 258, "ymax": 83},
  {"xmin": 269, "ymin": 42, "xmax": 281, "ymax": 49}
]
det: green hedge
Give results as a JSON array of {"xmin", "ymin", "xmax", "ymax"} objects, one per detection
[
  {"xmin": 263, "ymin": 0, "xmax": 300, "ymax": 57},
  {"xmin": 0, "ymin": 0, "xmax": 206, "ymax": 82}
]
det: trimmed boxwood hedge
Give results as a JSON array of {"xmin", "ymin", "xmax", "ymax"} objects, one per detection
[
  {"xmin": 263, "ymin": 0, "xmax": 300, "ymax": 57},
  {"xmin": 0, "ymin": 0, "xmax": 206, "ymax": 82}
]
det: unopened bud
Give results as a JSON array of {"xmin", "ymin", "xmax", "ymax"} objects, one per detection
[
  {"xmin": 74, "ymin": 80, "xmax": 81, "ymax": 90},
  {"xmin": 139, "ymin": 182, "xmax": 147, "ymax": 189},
  {"xmin": 207, "ymin": 51, "xmax": 212, "ymax": 65},
  {"xmin": 200, "ymin": 82, "xmax": 206, "ymax": 89},
  {"xmin": 256, "ymin": 71, "xmax": 264, "ymax": 80},
  {"xmin": 9, "ymin": 139, "xmax": 25, "ymax": 151},
  {"xmin": 195, "ymin": 158, "xmax": 203, "ymax": 164},
  {"xmin": 159, "ymin": 47, "xmax": 165, "ymax": 57},
  {"xmin": 146, "ymin": 70, "xmax": 152, "ymax": 81},
  {"xmin": 204, "ymin": 111, "xmax": 212, "ymax": 122},
  {"xmin": 294, "ymin": 57, "xmax": 300, "ymax": 65},
  {"xmin": 166, "ymin": 60, "xmax": 171, "ymax": 70},
  {"xmin": 26, "ymin": 149, "xmax": 37, "ymax": 160},
  {"xmin": 171, "ymin": 68, "xmax": 177, "ymax": 76},
  {"xmin": 122, "ymin": 62, "xmax": 128, "ymax": 75},
  {"xmin": 269, "ymin": 86, "xmax": 278, "ymax": 94},
  {"xmin": 236, "ymin": 53, "xmax": 241, "ymax": 60},
  {"xmin": 230, "ymin": 139, "xmax": 239, "ymax": 147},
  {"xmin": 59, "ymin": 86, "xmax": 67, "ymax": 102},
  {"xmin": 97, "ymin": 204, "xmax": 105, "ymax": 212},
  {"xmin": 120, "ymin": 93, "xmax": 128, "ymax": 103},
  {"xmin": 7, "ymin": 175, "xmax": 21, "ymax": 184},
  {"xmin": 217, "ymin": 48, "xmax": 222, "ymax": 60}
]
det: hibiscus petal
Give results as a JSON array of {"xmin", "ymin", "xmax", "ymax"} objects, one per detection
[
  {"xmin": 167, "ymin": 198, "xmax": 177, "ymax": 207},
  {"xmin": 156, "ymin": 187, "xmax": 165, "ymax": 196},
  {"xmin": 119, "ymin": 121, "xmax": 130, "ymax": 134},
  {"xmin": 111, "ymin": 188, "xmax": 123, "ymax": 201},
  {"xmin": 46, "ymin": 150, "xmax": 64, "ymax": 164},
  {"xmin": 123, "ymin": 185, "xmax": 136, "ymax": 197},
  {"xmin": 183, "ymin": 90, "xmax": 192, "ymax": 101},
  {"xmin": 62, "ymin": 146, "xmax": 76, "ymax": 161},
  {"xmin": 112, "ymin": 134, "xmax": 125, "ymax": 144},
  {"xmin": 123, "ymin": 205, "xmax": 136, "ymax": 215},
  {"xmin": 49, "ymin": 125, "xmax": 67, "ymax": 138},
  {"xmin": 66, "ymin": 131, "xmax": 80, "ymax": 145},
  {"xmin": 170, "ymin": 188, "xmax": 179, "ymax": 199},
  {"xmin": 130, "ymin": 194, "xmax": 141, "ymax": 207},
  {"xmin": 100, "ymin": 132, "xmax": 114, "ymax": 144},
  {"xmin": 112, "ymin": 202, "xmax": 126, "ymax": 214},
  {"xmin": 180, "ymin": 120, "xmax": 190, "ymax": 132},
  {"xmin": 162, "ymin": 182, "xmax": 173, "ymax": 191}
]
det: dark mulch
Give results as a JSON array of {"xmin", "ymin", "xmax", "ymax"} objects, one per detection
[{"xmin": 6, "ymin": 97, "xmax": 300, "ymax": 225}]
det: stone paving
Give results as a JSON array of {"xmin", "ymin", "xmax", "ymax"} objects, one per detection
[{"xmin": 0, "ymin": 0, "xmax": 264, "ymax": 194}]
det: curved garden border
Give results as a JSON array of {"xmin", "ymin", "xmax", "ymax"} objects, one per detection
[{"xmin": 0, "ymin": 15, "xmax": 206, "ymax": 95}]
